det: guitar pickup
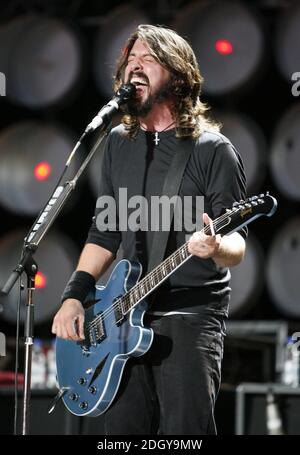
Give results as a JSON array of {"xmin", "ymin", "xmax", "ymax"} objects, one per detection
[
  {"xmin": 88, "ymin": 312, "xmax": 106, "ymax": 345},
  {"xmin": 82, "ymin": 312, "xmax": 106, "ymax": 350},
  {"xmin": 94, "ymin": 312, "xmax": 106, "ymax": 342}
]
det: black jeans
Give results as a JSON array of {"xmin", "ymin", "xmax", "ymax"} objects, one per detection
[{"xmin": 104, "ymin": 307, "xmax": 226, "ymax": 435}]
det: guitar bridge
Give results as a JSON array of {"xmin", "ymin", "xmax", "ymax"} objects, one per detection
[{"xmin": 113, "ymin": 296, "xmax": 126, "ymax": 326}]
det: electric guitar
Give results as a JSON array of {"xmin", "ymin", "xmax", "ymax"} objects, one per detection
[{"xmin": 55, "ymin": 193, "xmax": 277, "ymax": 417}]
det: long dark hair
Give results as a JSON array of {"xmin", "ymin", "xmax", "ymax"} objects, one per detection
[{"xmin": 114, "ymin": 24, "xmax": 220, "ymax": 138}]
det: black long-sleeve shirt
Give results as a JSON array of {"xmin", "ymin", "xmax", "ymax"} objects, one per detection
[{"xmin": 86, "ymin": 125, "xmax": 247, "ymax": 313}]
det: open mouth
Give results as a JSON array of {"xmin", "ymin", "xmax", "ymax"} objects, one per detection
[{"xmin": 130, "ymin": 77, "xmax": 148, "ymax": 87}]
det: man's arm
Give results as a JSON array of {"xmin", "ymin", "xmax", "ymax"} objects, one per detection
[
  {"xmin": 75, "ymin": 243, "xmax": 114, "ymax": 279},
  {"xmin": 188, "ymin": 213, "xmax": 246, "ymax": 268},
  {"xmin": 52, "ymin": 243, "xmax": 114, "ymax": 341}
]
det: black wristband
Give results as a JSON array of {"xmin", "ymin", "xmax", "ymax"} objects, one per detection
[{"xmin": 61, "ymin": 270, "xmax": 96, "ymax": 304}]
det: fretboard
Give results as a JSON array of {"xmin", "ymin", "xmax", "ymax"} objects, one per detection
[
  {"xmin": 119, "ymin": 207, "xmax": 235, "ymax": 314},
  {"xmin": 121, "ymin": 242, "xmax": 191, "ymax": 314},
  {"xmin": 91, "ymin": 192, "xmax": 278, "ymax": 333}
]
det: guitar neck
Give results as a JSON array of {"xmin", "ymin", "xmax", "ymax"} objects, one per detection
[
  {"xmin": 121, "ymin": 242, "xmax": 191, "ymax": 314},
  {"xmin": 121, "ymin": 213, "xmax": 228, "ymax": 314},
  {"xmin": 119, "ymin": 193, "xmax": 277, "ymax": 315}
]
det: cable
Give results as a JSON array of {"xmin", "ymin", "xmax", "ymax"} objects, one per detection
[
  {"xmin": 266, "ymin": 391, "xmax": 284, "ymax": 435},
  {"xmin": 13, "ymin": 276, "xmax": 22, "ymax": 435}
]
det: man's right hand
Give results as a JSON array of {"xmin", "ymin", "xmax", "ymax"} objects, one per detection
[{"xmin": 52, "ymin": 299, "xmax": 85, "ymax": 341}]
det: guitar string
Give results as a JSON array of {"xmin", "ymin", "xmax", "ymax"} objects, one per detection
[
  {"xmin": 87, "ymin": 246, "xmax": 190, "ymax": 336},
  {"xmin": 88, "ymin": 196, "xmax": 272, "ymax": 337},
  {"xmin": 87, "ymin": 208, "xmax": 240, "ymax": 334},
  {"xmin": 87, "ymin": 208, "xmax": 243, "ymax": 334},
  {"xmin": 89, "ymin": 192, "xmax": 275, "ymax": 335},
  {"xmin": 87, "ymin": 207, "xmax": 243, "ymax": 334}
]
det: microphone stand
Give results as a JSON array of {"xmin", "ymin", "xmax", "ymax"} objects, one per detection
[{"xmin": 0, "ymin": 124, "xmax": 109, "ymax": 435}]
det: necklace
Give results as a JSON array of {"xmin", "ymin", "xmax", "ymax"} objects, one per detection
[{"xmin": 152, "ymin": 121, "xmax": 175, "ymax": 146}]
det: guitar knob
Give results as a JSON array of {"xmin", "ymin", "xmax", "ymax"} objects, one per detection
[
  {"xmin": 77, "ymin": 377, "xmax": 87, "ymax": 385},
  {"xmin": 88, "ymin": 386, "xmax": 97, "ymax": 394},
  {"xmin": 79, "ymin": 401, "xmax": 88, "ymax": 410},
  {"xmin": 69, "ymin": 393, "xmax": 79, "ymax": 401}
]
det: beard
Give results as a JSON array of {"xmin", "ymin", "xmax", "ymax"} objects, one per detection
[{"xmin": 126, "ymin": 76, "xmax": 174, "ymax": 117}]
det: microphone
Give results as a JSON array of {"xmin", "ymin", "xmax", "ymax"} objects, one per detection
[{"xmin": 84, "ymin": 83, "xmax": 136, "ymax": 134}]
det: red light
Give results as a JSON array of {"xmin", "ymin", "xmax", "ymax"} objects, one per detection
[
  {"xmin": 215, "ymin": 39, "xmax": 233, "ymax": 55},
  {"xmin": 34, "ymin": 162, "xmax": 51, "ymax": 181},
  {"xmin": 35, "ymin": 272, "xmax": 47, "ymax": 289}
]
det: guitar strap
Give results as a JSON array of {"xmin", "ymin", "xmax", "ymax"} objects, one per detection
[{"xmin": 146, "ymin": 136, "xmax": 195, "ymax": 275}]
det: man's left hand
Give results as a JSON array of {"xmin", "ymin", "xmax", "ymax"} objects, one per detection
[{"xmin": 188, "ymin": 213, "xmax": 221, "ymax": 259}]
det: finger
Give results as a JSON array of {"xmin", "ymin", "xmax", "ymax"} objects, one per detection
[
  {"xmin": 55, "ymin": 325, "xmax": 63, "ymax": 339},
  {"xmin": 202, "ymin": 214, "xmax": 215, "ymax": 238},
  {"xmin": 72, "ymin": 317, "xmax": 85, "ymax": 341},
  {"xmin": 77, "ymin": 315, "xmax": 85, "ymax": 340},
  {"xmin": 203, "ymin": 213, "xmax": 215, "ymax": 236},
  {"xmin": 66, "ymin": 320, "xmax": 81, "ymax": 341},
  {"xmin": 193, "ymin": 231, "xmax": 202, "ymax": 241},
  {"xmin": 215, "ymin": 234, "xmax": 222, "ymax": 248},
  {"xmin": 199, "ymin": 234, "xmax": 215, "ymax": 246},
  {"xmin": 51, "ymin": 314, "xmax": 59, "ymax": 334},
  {"xmin": 202, "ymin": 212, "xmax": 211, "ymax": 226},
  {"xmin": 60, "ymin": 325, "xmax": 69, "ymax": 340}
]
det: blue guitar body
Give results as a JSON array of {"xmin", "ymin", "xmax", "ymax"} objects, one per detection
[{"xmin": 55, "ymin": 260, "xmax": 154, "ymax": 417}]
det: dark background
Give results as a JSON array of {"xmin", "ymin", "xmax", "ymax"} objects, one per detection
[{"xmin": 0, "ymin": 0, "xmax": 299, "ymax": 395}]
